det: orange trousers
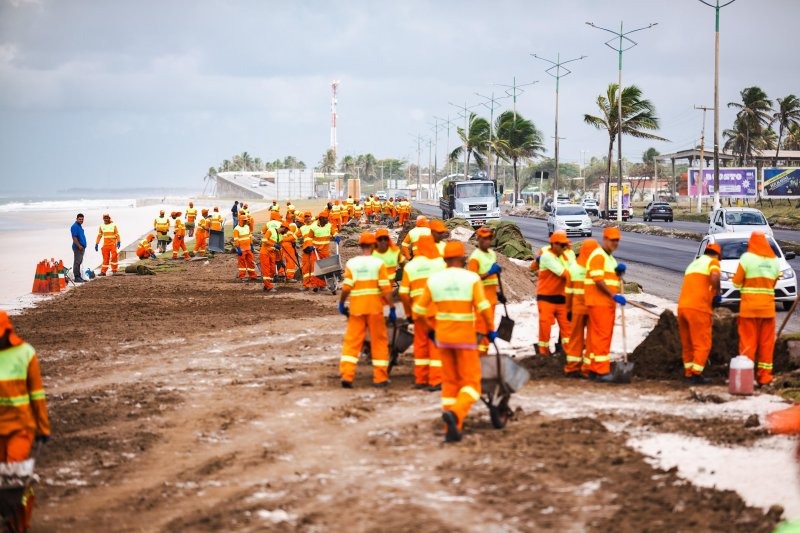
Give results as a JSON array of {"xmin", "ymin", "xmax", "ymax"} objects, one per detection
[
  {"xmin": 476, "ymin": 291, "xmax": 498, "ymax": 356},
  {"xmin": 172, "ymin": 235, "xmax": 189, "ymax": 259},
  {"xmin": 678, "ymin": 308, "xmax": 713, "ymax": 377},
  {"xmin": 587, "ymin": 305, "xmax": 616, "ymax": 375},
  {"xmin": 330, "ymin": 216, "xmax": 341, "ymax": 232},
  {"xmin": 302, "ymin": 251, "xmax": 313, "ymax": 288},
  {"xmin": 0, "ymin": 430, "xmax": 34, "ymax": 532},
  {"xmin": 738, "ymin": 316, "xmax": 775, "ymax": 385},
  {"xmin": 237, "ymin": 249, "xmax": 256, "ymax": 280},
  {"xmin": 564, "ymin": 312, "xmax": 590, "ymax": 374},
  {"xmin": 281, "ymin": 244, "xmax": 299, "ymax": 278},
  {"xmin": 412, "ymin": 320, "xmax": 442, "ymax": 386},
  {"xmin": 440, "ymin": 347, "xmax": 481, "ymax": 431},
  {"xmin": 537, "ymin": 300, "xmax": 571, "ymax": 356},
  {"xmin": 342, "ymin": 213, "xmax": 349, "ymax": 224},
  {"xmin": 340, "ymin": 313, "xmax": 389, "ymax": 384},
  {"xmin": 100, "ymin": 244, "xmax": 118, "ymax": 274},
  {"xmin": 193, "ymin": 230, "xmax": 207, "ymax": 256},
  {"xmin": 259, "ymin": 251, "xmax": 276, "ymax": 288}
]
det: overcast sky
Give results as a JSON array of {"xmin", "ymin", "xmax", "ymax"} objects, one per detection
[{"xmin": 1, "ymin": 0, "xmax": 798, "ymax": 195}]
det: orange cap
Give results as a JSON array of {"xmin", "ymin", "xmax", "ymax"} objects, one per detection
[
  {"xmin": 603, "ymin": 227, "xmax": 621, "ymax": 240},
  {"xmin": 280, "ymin": 221, "xmax": 290, "ymax": 229},
  {"xmin": 334, "ymin": 200, "xmax": 340, "ymax": 205},
  {"xmin": 202, "ymin": 208, "xmax": 209, "ymax": 214},
  {"xmin": 359, "ymin": 232, "xmax": 376, "ymax": 245},
  {"xmin": 430, "ymin": 220, "xmax": 448, "ymax": 232},
  {"xmin": 705, "ymin": 243, "xmax": 722, "ymax": 256},
  {"xmin": 146, "ymin": 234, "xmax": 155, "ymax": 242},
  {"xmin": 416, "ymin": 235, "xmax": 439, "ymax": 259},
  {"xmin": 0, "ymin": 311, "xmax": 22, "ymax": 347},
  {"xmin": 443, "ymin": 241, "xmax": 465, "ymax": 259},
  {"xmin": 304, "ymin": 211, "xmax": 312, "ymax": 217},
  {"xmin": 415, "ymin": 215, "xmax": 429, "ymax": 228},
  {"xmin": 550, "ymin": 230, "xmax": 569, "ymax": 244},
  {"xmin": 476, "ymin": 226, "xmax": 493, "ymax": 238},
  {"xmin": 375, "ymin": 228, "xmax": 390, "ymax": 239},
  {"xmin": 270, "ymin": 212, "xmax": 281, "ymax": 221},
  {"xmin": 318, "ymin": 211, "xmax": 329, "ymax": 219},
  {"xmin": 175, "ymin": 211, "xmax": 182, "ymax": 217}
]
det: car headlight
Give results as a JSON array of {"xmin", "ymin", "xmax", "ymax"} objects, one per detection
[
  {"xmin": 719, "ymin": 271, "xmax": 733, "ymax": 281},
  {"xmin": 781, "ymin": 268, "xmax": 795, "ymax": 280}
]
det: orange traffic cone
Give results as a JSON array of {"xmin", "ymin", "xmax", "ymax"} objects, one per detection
[
  {"xmin": 57, "ymin": 260, "xmax": 66, "ymax": 290},
  {"xmin": 48, "ymin": 260, "xmax": 60, "ymax": 293},
  {"xmin": 32, "ymin": 261, "xmax": 47, "ymax": 294}
]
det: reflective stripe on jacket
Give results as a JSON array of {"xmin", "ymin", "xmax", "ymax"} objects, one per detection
[
  {"xmin": 678, "ymin": 254, "xmax": 721, "ymax": 314},
  {"xmin": 468, "ymin": 248, "xmax": 499, "ymax": 287},
  {"xmin": 0, "ymin": 343, "xmax": 50, "ymax": 436},
  {"xmin": 584, "ymin": 247, "xmax": 619, "ymax": 307},
  {"xmin": 233, "ymin": 224, "xmax": 253, "ymax": 251},
  {"xmin": 399, "ymin": 256, "xmax": 446, "ymax": 312},
  {"xmin": 96, "ymin": 223, "xmax": 120, "ymax": 246},
  {"xmin": 342, "ymin": 255, "xmax": 391, "ymax": 315},
  {"xmin": 732, "ymin": 251, "xmax": 780, "ymax": 318}
]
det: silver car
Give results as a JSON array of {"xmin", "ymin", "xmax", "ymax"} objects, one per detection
[{"xmin": 547, "ymin": 205, "xmax": 592, "ymax": 237}]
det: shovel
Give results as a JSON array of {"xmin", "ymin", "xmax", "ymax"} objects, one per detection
[
  {"xmin": 610, "ymin": 280, "xmax": 634, "ymax": 383},
  {"xmin": 627, "ymin": 300, "xmax": 662, "ymax": 317},
  {"xmin": 495, "ymin": 272, "xmax": 515, "ymax": 342},
  {"xmin": 777, "ymin": 296, "xmax": 800, "ymax": 338}
]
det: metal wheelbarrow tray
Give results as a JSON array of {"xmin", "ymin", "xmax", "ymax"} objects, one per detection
[
  {"xmin": 312, "ymin": 253, "xmax": 342, "ymax": 294},
  {"xmin": 480, "ymin": 343, "xmax": 530, "ymax": 429}
]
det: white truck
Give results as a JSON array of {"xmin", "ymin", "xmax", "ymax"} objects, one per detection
[{"xmin": 439, "ymin": 172, "xmax": 501, "ymax": 227}]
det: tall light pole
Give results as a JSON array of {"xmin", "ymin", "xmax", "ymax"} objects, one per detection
[
  {"xmin": 586, "ymin": 21, "xmax": 657, "ymax": 221},
  {"xmin": 531, "ymin": 52, "xmax": 586, "ymax": 205},
  {"xmin": 694, "ymin": 105, "xmax": 713, "ymax": 213},
  {"xmin": 699, "ymin": 0, "xmax": 737, "ymax": 210},
  {"xmin": 449, "ymin": 101, "xmax": 481, "ymax": 178},
  {"xmin": 493, "ymin": 77, "xmax": 538, "ymax": 120},
  {"xmin": 475, "ymin": 91, "xmax": 510, "ymax": 181},
  {"xmin": 434, "ymin": 114, "xmax": 455, "ymax": 176}
]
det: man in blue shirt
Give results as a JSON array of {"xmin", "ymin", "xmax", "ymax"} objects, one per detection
[{"xmin": 70, "ymin": 213, "xmax": 87, "ymax": 282}]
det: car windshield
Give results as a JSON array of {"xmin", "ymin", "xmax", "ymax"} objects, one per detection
[
  {"xmin": 556, "ymin": 206, "xmax": 586, "ymax": 216},
  {"xmin": 455, "ymin": 183, "xmax": 494, "ymax": 198},
  {"xmin": 724, "ymin": 212, "xmax": 767, "ymax": 226},
  {"xmin": 652, "ymin": 203, "xmax": 670, "ymax": 207},
  {"xmin": 718, "ymin": 238, "xmax": 781, "ymax": 260}
]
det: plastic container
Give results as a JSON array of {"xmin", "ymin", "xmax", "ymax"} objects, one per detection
[{"xmin": 729, "ymin": 355, "xmax": 755, "ymax": 395}]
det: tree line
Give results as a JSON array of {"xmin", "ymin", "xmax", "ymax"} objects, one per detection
[
  {"xmin": 724, "ymin": 88, "xmax": 800, "ymax": 165},
  {"xmin": 208, "ymin": 152, "xmax": 307, "ymax": 177}
]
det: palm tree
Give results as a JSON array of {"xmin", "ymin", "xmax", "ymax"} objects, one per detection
[
  {"xmin": 772, "ymin": 94, "xmax": 800, "ymax": 164},
  {"xmin": 238, "ymin": 151, "xmax": 254, "ymax": 171},
  {"xmin": 449, "ymin": 113, "xmax": 490, "ymax": 176},
  {"xmin": 340, "ymin": 155, "xmax": 356, "ymax": 179},
  {"xmin": 495, "ymin": 111, "xmax": 545, "ymax": 204},
  {"xmin": 253, "ymin": 157, "xmax": 264, "ymax": 171},
  {"xmin": 320, "ymin": 149, "xmax": 336, "ymax": 176},
  {"xmin": 723, "ymin": 118, "xmax": 748, "ymax": 165},
  {"xmin": 727, "ymin": 86, "xmax": 772, "ymax": 164},
  {"xmin": 219, "ymin": 159, "xmax": 233, "ymax": 172},
  {"xmin": 584, "ymin": 83, "xmax": 667, "ymax": 212},
  {"xmin": 362, "ymin": 153, "xmax": 377, "ymax": 180},
  {"xmin": 784, "ymin": 123, "xmax": 800, "ymax": 151}
]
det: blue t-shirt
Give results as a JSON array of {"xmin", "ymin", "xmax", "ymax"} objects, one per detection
[{"xmin": 70, "ymin": 221, "xmax": 87, "ymax": 250}]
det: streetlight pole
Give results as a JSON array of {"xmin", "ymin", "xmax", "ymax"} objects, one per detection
[
  {"xmin": 449, "ymin": 101, "xmax": 481, "ymax": 178},
  {"xmin": 493, "ymin": 76, "xmax": 538, "ymax": 121},
  {"xmin": 531, "ymin": 52, "xmax": 586, "ymax": 206},
  {"xmin": 475, "ymin": 91, "xmax": 510, "ymax": 181},
  {"xmin": 699, "ymin": 0, "xmax": 736, "ymax": 210},
  {"xmin": 586, "ymin": 21, "xmax": 657, "ymax": 222},
  {"xmin": 694, "ymin": 105, "xmax": 713, "ymax": 213},
  {"xmin": 434, "ymin": 114, "xmax": 455, "ymax": 176}
]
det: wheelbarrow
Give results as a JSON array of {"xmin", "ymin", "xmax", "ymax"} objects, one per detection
[
  {"xmin": 480, "ymin": 341, "xmax": 530, "ymax": 429},
  {"xmin": 358, "ymin": 314, "xmax": 414, "ymax": 375},
  {"xmin": 312, "ymin": 242, "xmax": 342, "ymax": 294}
]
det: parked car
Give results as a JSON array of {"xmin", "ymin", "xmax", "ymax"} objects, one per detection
[
  {"xmin": 581, "ymin": 198, "xmax": 600, "ymax": 217},
  {"xmin": 696, "ymin": 232, "xmax": 796, "ymax": 310},
  {"xmin": 376, "ymin": 190, "xmax": 388, "ymax": 201},
  {"xmin": 708, "ymin": 207, "xmax": 772, "ymax": 236},
  {"xmin": 556, "ymin": 194, "xmax": 571, "ymax": 205},
  {"xmin": 547, "ymin": 205, "xmax": 592, "ymax": 237},
  {"xmin": 643, "ymin": 201, "xmax": 674, "ymax": 222}
]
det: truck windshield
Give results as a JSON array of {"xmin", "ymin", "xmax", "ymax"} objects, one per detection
[{"xmin": 455, "ymin": 183, "xmax": 494, "ymax": 198}]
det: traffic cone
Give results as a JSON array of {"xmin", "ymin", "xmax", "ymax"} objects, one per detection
[
  {"xmin": 57, "ymin": 260, "xmax": 66, "ymax": 290},
  {"xmin": 48, "ymin": 260, "xmax": 60, "ymax": 293},
  {"xmin": 31, "ymin": 261, "xmax": 47, "ymax": 294}
]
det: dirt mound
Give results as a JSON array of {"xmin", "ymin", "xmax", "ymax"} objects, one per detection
[{"xmin": 631, "ymin": 308, "xmax": 743, "ymax": 379}]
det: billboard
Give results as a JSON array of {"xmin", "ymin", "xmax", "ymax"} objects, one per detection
[
  {"xmin": 688, "ymin": 168, "xmax": 757, "ymax": 198},
  {"xmin": 762, "ymin": 168, "xmax": 800, "ymax": 198}
]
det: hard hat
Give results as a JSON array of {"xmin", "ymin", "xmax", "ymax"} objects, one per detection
[
  {"xmin": 549, "ymin": 230, "xmax": 569, "ymax": 244},
  {"xmin": 359, "ymin": 232, "xmax": 376, "ymax": 245},
  {"xmin": 476, "ymin": 226, "xmax": 493, "ymax": 238},
  {"xmin": 603, "ymin": 227, "xmax": 621, "ymax": 240},
  {"xmin": 443, "ymin": 241, "xmax": 465, "ymax": 259}
]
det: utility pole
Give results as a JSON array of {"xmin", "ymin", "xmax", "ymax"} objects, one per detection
[
  {"xmin": 493, "ymin": 77, "xmax": 538, "ymax": 120},
  {"xmin": 330, "ymin": 80, "xmax": 340, "ymax": 157},
  {"xmin": 475, "ymin": 91, "xmax": 510, "ymax": 182},
  {"xmin": 409, "ymin": 133, "xmax": 426, "ymax": 198},
  {"xmin": 586, "ymin": 20, "xmax": 657, "ymax": 221},
  {"xmin": 434, "ymin": 114, "xmax": 456, "ymax": 176},
  {"xmin": 580, "ymin": 150, "xmax": 587, "ymax": 193},
  {"xmin": 430, "ymin": 117, "xmax": 448, "ymax": 193},
  {"xmin": 532, "ymin": 53, "xmax": 586, "ymax": 206},
  {"xmin": 427, "ymin": 137, "xmax": 433, "ymax": 199},
  {"xmin": 449, "ymin": 101, "xmax": 481, "ymax": 178},
  {"xmin": 695, "ymin": 105, "xmax": 713, "ymax": 213},
  {"xmin": 699, "ymin": 0, "xmax": 736, "ymax": 210}
]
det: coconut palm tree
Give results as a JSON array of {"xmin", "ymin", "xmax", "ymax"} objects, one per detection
[
  {"xmin": 320, "ymin": 149, "xmax": 337, "ymax": 176},
  {"xmin": 727, "ymin": 86, "xmax": 773, "ymax": 165},
  {"xmin": 219, "ymin": 159, "xmax": 233, "ymax": 172},
  {"xmin": 772, "ymin": 94, "xmax": 800, "ymax": 164},
  {"xmin": 495, "ymin": 111, "xmax": 545, "ymax": 204},
  {"xmin": 362, "ymin": 153, "xmax": 377, "ymax": 180},
  {"xmin": 449, "ymin": 113, "xmax": 490, "ymax": 175},
  {"xmin": 584, "ymin": 83, "xmax": 667, "ymax": 211},
  {"xmin": 340, "ymin": 155, "xmax": 356, "ymax": 179},
  {"xmin": 784, "ymin": 123, "xmax": 800, "ymax": 151}
]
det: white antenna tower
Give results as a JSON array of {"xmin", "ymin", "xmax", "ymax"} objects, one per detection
[{"xmin": 330, "ymin": 80, "xmax": 339, "ymax": 155}]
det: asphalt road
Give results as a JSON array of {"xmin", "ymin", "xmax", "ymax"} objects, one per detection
[{"xmin": 629, "ymin": 215, "xmax": 800, "ymax": 243}]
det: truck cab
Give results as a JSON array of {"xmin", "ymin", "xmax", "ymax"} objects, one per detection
[{"xmin": 439, "ymin": 172, "xmax": 501, "ymax": 227}]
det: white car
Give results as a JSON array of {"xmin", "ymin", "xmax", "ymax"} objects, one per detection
[
  {"xmin": 708, "ymin": 207, "xmax": 772, "ymax": 237},
  {"xmin": 696, "ymin": 232, "xmax": 797, "ymax": 310},
  {"xmin": 547, "ymin": 205, "xmax": 592, "ymax": 237},
  {"xmin": 581, "ymin": 198, "xmax": 599, "ymax": 217}
]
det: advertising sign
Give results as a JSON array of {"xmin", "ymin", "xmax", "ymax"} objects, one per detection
[
  {"xmin": 688, "ymin": 168, "xmax": 757, "ymax": 197},
  {"xmin": 762, "ymin": 167, "xmax": 800, "ymax": 198}
]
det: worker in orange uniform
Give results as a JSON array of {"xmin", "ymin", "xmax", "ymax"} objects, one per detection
[
  {"xmin": 234, "ymin": 213, "xmax": 258, "ymax": 282},
  {"xmin": 397, "ymin": 197, "xmax": 411, "ymax": 226},
  {"xmin": 338, "ymin": 232, "xmax": 394, "ymax": 388},
  {"xmin": 136, "ymin": 234, "xmax": 157, "ymax": 259},
  {"xmin": 94, "ymin": 213, "xmax": 121, "ymax": 276},
  {"xmin": 308, "ymin": 211, "xmax": 339, "ymax": 292},
  {"xmin": 564, "ymin": 238, "xmax": 599, "ymax": 377},
  {"xmin": 153, "ymin": 209, "xmax": 170, "ymax": 254},
  {"xmin": 209, "ymin": 207, "xmax": 223, "ymax": 233},
  {"xmin": 429, "ymin": 219, "xmax": 449, "ymax": 256},
  {"xmin": 344, "ymin": 195, "xmax": 355, "ymax": 224},
  {"xmin": 330, "ymin": 200, "xmax": 343, "ymax": 232},
  {"xmin": 0, "ymin": 311, "xmax": 51, "ymax": 532},
  {"xmin": 279, "ymin": 221, "xmax": 300, "ymax": 282},
  {"xmin": 535, "ymin": 231, "xmax": 572, "ymax": 357},
  {"xmin": 353, "ymin": 199, "xmax": 364, "ymax": 224},
  {"xmin": 584, "ymin": 227, "xmax": 626, "ymax": 382},
  {"xmin": 415, "ymin": 241, "xmax": 496, "ymax": 443},
  {"xmin": 171, "ymin": 212, "xmax": 190, "ymax": 260},
  {"xmin": 401, "ymin": 216, "xmax": 432, "ymax": 260},
  {"xmin": 468, "ymin": 226, "xmax": 503, "ymax": 357},
  {"xmin": 399, "ymin": 235, "xmax": 446, "ymax": 390},
  {"xmin": 194, "ymin": 208, "xmax": 209, "ymax": 256},
  {"xmin": 260, "ymin": 212, "xmax": 283, "ymax": 291},
  {"xmin": 298, "ymin": 212, "xmax": 316, "ymax": 291},
  {"xmin": 373, "ymin": 228, "xmax": 404, "ymax": 284},
  {"xmin": 732, "ymin": 231, "xmax": 781, "ymax": 386},
  {"xmin": 676, "ymin": 243, "xmax": 722, "ymax": 384},
  {"xmin": 269, "ymin": 200, "xmax": 280, "ymax": 213},
  {"xmin": 285, "ymin": 200, "xmax": 296, "ymax": 224},
  {"xmin": 185, "ymin": 201, "xmax": 198, "ymax": 237}
]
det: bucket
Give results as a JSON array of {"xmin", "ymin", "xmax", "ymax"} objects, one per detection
[{"xmin": 729, "ymin": 355, "xmax": 754, "ymax": 396}]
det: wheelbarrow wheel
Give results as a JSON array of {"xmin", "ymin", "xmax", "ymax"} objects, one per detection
[{"xmin": 489, "ymin": 396, "xmax": 512, "ymax": 429}]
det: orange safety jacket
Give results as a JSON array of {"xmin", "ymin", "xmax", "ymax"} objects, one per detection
[
  {"xmin": 353, "ymin": 204, "xmax": 364, "ymax": 218},
  {"xmin": 537, "ymin": 249, "xmax": 569, "ymax": 300},
  {"xmin": 173, "ymin": 218, "xmax": 186, "ymax": 237},
  {"xmin": 678, "ymin": 254, "xmax": 721, "ymax": 314},
  {"xmin": 468, "ymin": 248, "xmax": 499, "ymax": 291},
  {"xmin": 0, "ymin": 343, "xmax": 50, "ymax": 437},
  {"xmin": 732, "ymin": 252, "xmax": 780, "ymax": 318},
  {"xmin": 185, "ymin": 207, "xmax": 197, "ymax": 224},
  {"xmin": 197, "ymin": 216, "xmax": 209, "ymax": 234},
  {"xmin": 584, "ymin": 247, "xmax": 619, "ymax": 307},
  {"xmin": 309, "ymin": 221, "xmax": 337, "ymax": 252},
  {"xmin": 373, "ymin": 246, "xmax": 403, "ymax": 279},
  {"xmin": 209, "ymin": 212, "xmax": 223, "ymax": 231},
  {"xmin": 566, "ymin": 262, "xmax": 588, "ymax": 315},
  {"xmin": 233, "ymin": 223, "xmax": 253, "ymax": 251},
  {"xmin": 342, "ymin": 255, "xmax": 392, "ymax": 315},
  {"xmin": 136, "ymin": 239, "xmax": 155, "ymax": 257},
  {"xmin": 413, "ymin": 267, "xmax": 492, "ymax": 349},
  {"xmin": 154, "ymin": 216, "xmax": 170, "ymax": 233},
  {"xmin": 96, "ymin": 222, "xmax": 120, "ymax": 247},
  {"xmin": 401, "ymin": 226, "xmax": 432, "ymax": 259},
  {"xmin": 399, "ymin": 256, "xmax": 446, "ymax": 317},
  {"xmin": 261, "ymin": 223, "xmax": 279, "ymax": 254}
]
